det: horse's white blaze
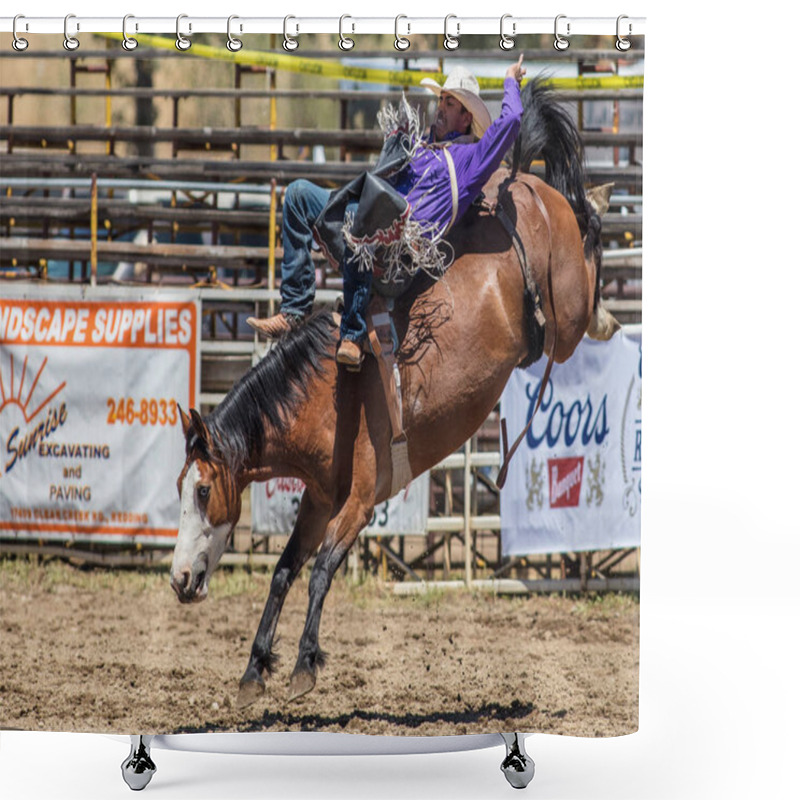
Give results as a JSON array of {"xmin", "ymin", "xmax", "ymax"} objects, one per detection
[{"xmin": 171, "ymin": 462, "xmax": 232, "ymax": 601}]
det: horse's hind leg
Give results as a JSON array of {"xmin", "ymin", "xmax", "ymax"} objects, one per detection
[
  {"xmin": 288, "ymin": 496, "xmax": 373, "ymax": 701},
  {"xmin": 237, "ymin": 491, "xmax": 330, "ymax": 709}
]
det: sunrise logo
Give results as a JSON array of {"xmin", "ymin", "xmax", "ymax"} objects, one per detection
[{"xmin": 0, "ymin": 353, "xmax": 68, "ymax": 477}]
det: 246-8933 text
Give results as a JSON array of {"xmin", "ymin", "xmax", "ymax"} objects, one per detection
[{"xmin": 106, "ymin": 397, "xmax": 179, "ymax": 426}]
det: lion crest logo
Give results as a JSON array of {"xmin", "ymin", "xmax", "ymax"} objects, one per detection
[
  {"xmin": 525, "ymin": 457, "xmax": 545, "ymax": 511},
  {"xmin": 584, "ymin": 453, "xmax": 605, "ymax": 507}
]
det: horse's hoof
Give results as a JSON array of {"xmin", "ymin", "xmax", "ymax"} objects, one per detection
[
  {"xmin": 236, "ymin": 677, "xmax": 265, "ymax": 709},
  {"xmin": 288, "ymin": 669, "xmax": 316, "ymax": 701}
]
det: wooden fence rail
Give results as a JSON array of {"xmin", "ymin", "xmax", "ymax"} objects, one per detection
[
  {"xmin": 0, "ymin": 235, "xmax": 641, "ymax": 282},
  {"xmin": 0, "ymin": 123, "xmax": 642, "ymax": 152},
  {"xmin": 0, "ymin": 152, "xmax": 643, "ymax": 190},
  {"xmin": 0, "ymin": 195, "xmax": 641, "ymax": 239},
  {"xmin": 0, "ymin": 196, "xmax": 274, "ymax": 230}
]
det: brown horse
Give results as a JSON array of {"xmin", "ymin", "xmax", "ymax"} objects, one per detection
[{"xmin": 169, "ymin": 80, "xmax": 620, "ymax": 709}]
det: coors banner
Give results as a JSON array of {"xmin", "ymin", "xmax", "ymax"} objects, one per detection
[{"xmin": 500, "ymin": 327, "xmax": 642, "ymax": 556}]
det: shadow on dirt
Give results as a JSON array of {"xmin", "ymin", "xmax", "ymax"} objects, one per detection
[{"xmin": 173, "ymin": 699, "xmax": 536, "ymax": 734}]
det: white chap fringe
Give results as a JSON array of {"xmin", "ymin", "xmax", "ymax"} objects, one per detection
[
  {"xmin": 344, "ymin": 214, "xmax": 453, "ymax": 284},
  {"xmin": 343, "ymin": 96, "xmax": 455, "ymax": 287},
  {"xmin": 376, "ymin": 94, "xmax": 425, "ymax": 161}
]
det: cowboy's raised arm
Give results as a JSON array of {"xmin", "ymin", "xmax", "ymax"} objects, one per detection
[{"xmin": 456, "ymin": 59, "xmax": 525, "ymax": 194}]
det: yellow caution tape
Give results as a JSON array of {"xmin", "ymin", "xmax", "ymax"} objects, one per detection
[{"xmin": 97, "ymin": 33, "xmax": 643, "ymax": 91}]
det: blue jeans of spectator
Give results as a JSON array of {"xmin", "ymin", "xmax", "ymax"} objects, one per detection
[
  {"xmin": 340, "ymin": 199, "xmax": 372, "ymax": 344},
  {"xmin": 279, "ymin": 180, "xmax": 331, "ymax": 319}
]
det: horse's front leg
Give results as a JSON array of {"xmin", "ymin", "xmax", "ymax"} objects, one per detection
[
  {"xmin": 288, "ymin": 496, "xmax": 373, "ymax": 701},
  {"xmin": 237, "ymin": 491, "xmax": 330, "ymax": 709}
]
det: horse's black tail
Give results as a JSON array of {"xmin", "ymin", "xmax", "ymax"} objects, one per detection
[{"xmin": 512, "ymin": 77, "xmax": 602, "ymax": 310}]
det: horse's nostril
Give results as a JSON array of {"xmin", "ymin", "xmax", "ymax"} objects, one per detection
[
  {"xmin": 170, "ymin": 568, "xmax": 193, "ymax": 598},
  {"xmin": 195, "ymin": 570, "xmax": 206, "ymax": 591}
]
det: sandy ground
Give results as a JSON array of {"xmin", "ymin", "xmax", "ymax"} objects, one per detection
[{"xmin": 0, "ymin": 559, "xmax": 638, "ymax": 737}]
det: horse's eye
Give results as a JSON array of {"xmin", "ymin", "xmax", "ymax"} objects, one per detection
[{"xmin": 197, "ymin": 485, "xmax": 211, "ymax": 502}]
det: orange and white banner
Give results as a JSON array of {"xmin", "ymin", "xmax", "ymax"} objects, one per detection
[{"xmin": 0, "ymin": 289, "xmax": 198, "ymax": 545}]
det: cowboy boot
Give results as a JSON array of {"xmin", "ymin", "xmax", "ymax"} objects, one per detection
[
  {"xmin": 336, "ymin": 339, "xmax": 364, "ymax": 371},
  {"xmin": 246, "ymin": 312, "xmax": 304, "ymax": 337}
]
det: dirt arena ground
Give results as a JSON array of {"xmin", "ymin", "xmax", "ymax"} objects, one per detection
[{"xmin": 0, "ymin": 559, "xmax": 638, "ymax": 737}]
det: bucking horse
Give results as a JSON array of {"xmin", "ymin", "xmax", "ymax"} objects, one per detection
[{"xmin": 169, "ymin": 79, "xmax": 621, "ymax": 709}]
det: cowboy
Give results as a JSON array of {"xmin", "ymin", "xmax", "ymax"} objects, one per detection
[{"xmin": 248, "ymin": 56, "xmax": 526, "ymax": 369}]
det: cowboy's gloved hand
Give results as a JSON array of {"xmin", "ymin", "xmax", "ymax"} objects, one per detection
[{"xmin": 506, "ymin": 54, "xmax": 526, "ymax": 85}]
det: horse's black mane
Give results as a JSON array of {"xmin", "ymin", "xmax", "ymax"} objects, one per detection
[{"xmin": 203, "ymin": 310, "xmax": 335, "ymax": 472}]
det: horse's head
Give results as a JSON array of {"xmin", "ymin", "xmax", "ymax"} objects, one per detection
[{"xmin": 170, "ymin": 407, "xmax": 242, "ymax": 604}]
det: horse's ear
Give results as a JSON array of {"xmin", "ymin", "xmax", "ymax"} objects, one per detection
[
  {"xmin": 178, "ymin": 405, "xmax": 192, "ymax": 438},
  {"xmin": 189, "ymin": 408, "xmax": 209, "ymax": 445},
  {"xmin": 587, "ymin": 182, "xmax": 614, "ymax": 217}
]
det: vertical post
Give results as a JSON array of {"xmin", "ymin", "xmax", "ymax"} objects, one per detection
[
  {"xmin": 90, "ymin": 173, "xmax": 98, "ymax": 287},
  {"xmin": 171, "ymin": 97, "xmax": 180, "ymax": 215},
  {"xmin": 349, "ymin": 538, "xmax": 360, "ymax": 583},
  {"xmin": 234, "ymin": 64, "xmax": 243, "ymax": 129},
  {"xmin": 612, "ymin": 59, "xmax": 620, "ymax": 167},
  {"xmin": 443, "ymin": 470, "xmax": 452, "ymax": 580},
  {"xmin": 269, "ymin": 70, "xmax": 278, "ymax": 164},
  {"xmin": 268, "ymin": 179, "xmax": 278, "ymax": 315},
  {"xmin": 7, "ymin": 94, "xmax": 15, "ymax": 154},
  {"xmin": 69, "ymin": 59, "xmax": 77, "ymax": 129},
  {"xmin": 103, "ymin": 57, "xmax": 112, "ymax": 157},
  {"xmin": 464, "ymin": 437, "xmax": 473, "ymax": 587},
  {"xmin": 339, "ymin": 99, "xmax": 348, "ymax": 162},
  {"xmin": 579, "ymin": 551, "xmax": 588, "ymax": 592},
  {"xmin": 171, "ymin": 97, "xmax": 180, "ymax": 155},
  {"xmin": 378, "ymin": 536, "xmax": 387, "ymax": 581}
]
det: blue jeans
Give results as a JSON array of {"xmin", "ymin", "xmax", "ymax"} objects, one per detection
[
  {"xmin": 280, "ymin": 180, "xmax": 371, "ymax": 343},
  {"xmin": 340, "ymin": 200, "xmax": 372, "ymax": 344},
  {"xmin": 279, "ymin": 180, "xmax": 331, "ymax": 319}
]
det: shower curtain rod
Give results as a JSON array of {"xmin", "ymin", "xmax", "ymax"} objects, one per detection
[{"xmin": 0, "ymin": 15, "xmax": 646, "ymax": 38}]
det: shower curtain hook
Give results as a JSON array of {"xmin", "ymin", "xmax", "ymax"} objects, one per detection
[
  {"xmin": 554, "ymin": 14, "xmax": 570, "ymax": 51},
  {"xmin": 443, "ymin": 14, "xmax": 460, "ymax": 51},
  {"xmin": 122, "ymin": 15, "xmax": 138, "ymax": 51},
  {"xmin": 499, "ymin": 14, "xmax": 515, "ymax": 51},
  {"xmin": 175, "ymin": 14, "xmax": 192, "ymax": 50},
  {"xmin": 394, "ymin": 15, "xmax": 410, "ymax": 51},
  {"xmin": 283, "ymin": 16, "xmax": 299, "ymax": 51},
  {"xmin": 339, "ymin": 15, "xmax": 355, "ymax": 51},
  {"xmin": 226, "ymin": 15, "xmax": 243, "ymax": 52},
  {"xmin": 12, "ymin": 15, "xmax": 29, "ymax": 51},
  {"xmin": 616, "ymin": 15, "xmax": 632, "ymax": 51},
  {"xmin": 63, "ymin": 14, "xmax": 80, "ymax": 51}
]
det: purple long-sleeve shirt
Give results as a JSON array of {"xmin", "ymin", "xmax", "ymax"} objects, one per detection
[{"xmin": 391, "ymin": 77, "xmax": 523, "ymax": 236}]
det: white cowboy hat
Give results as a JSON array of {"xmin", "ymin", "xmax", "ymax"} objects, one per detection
[{"xmin": 420, "ymin": 66, "xmax": 492, "ymax": 139}]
